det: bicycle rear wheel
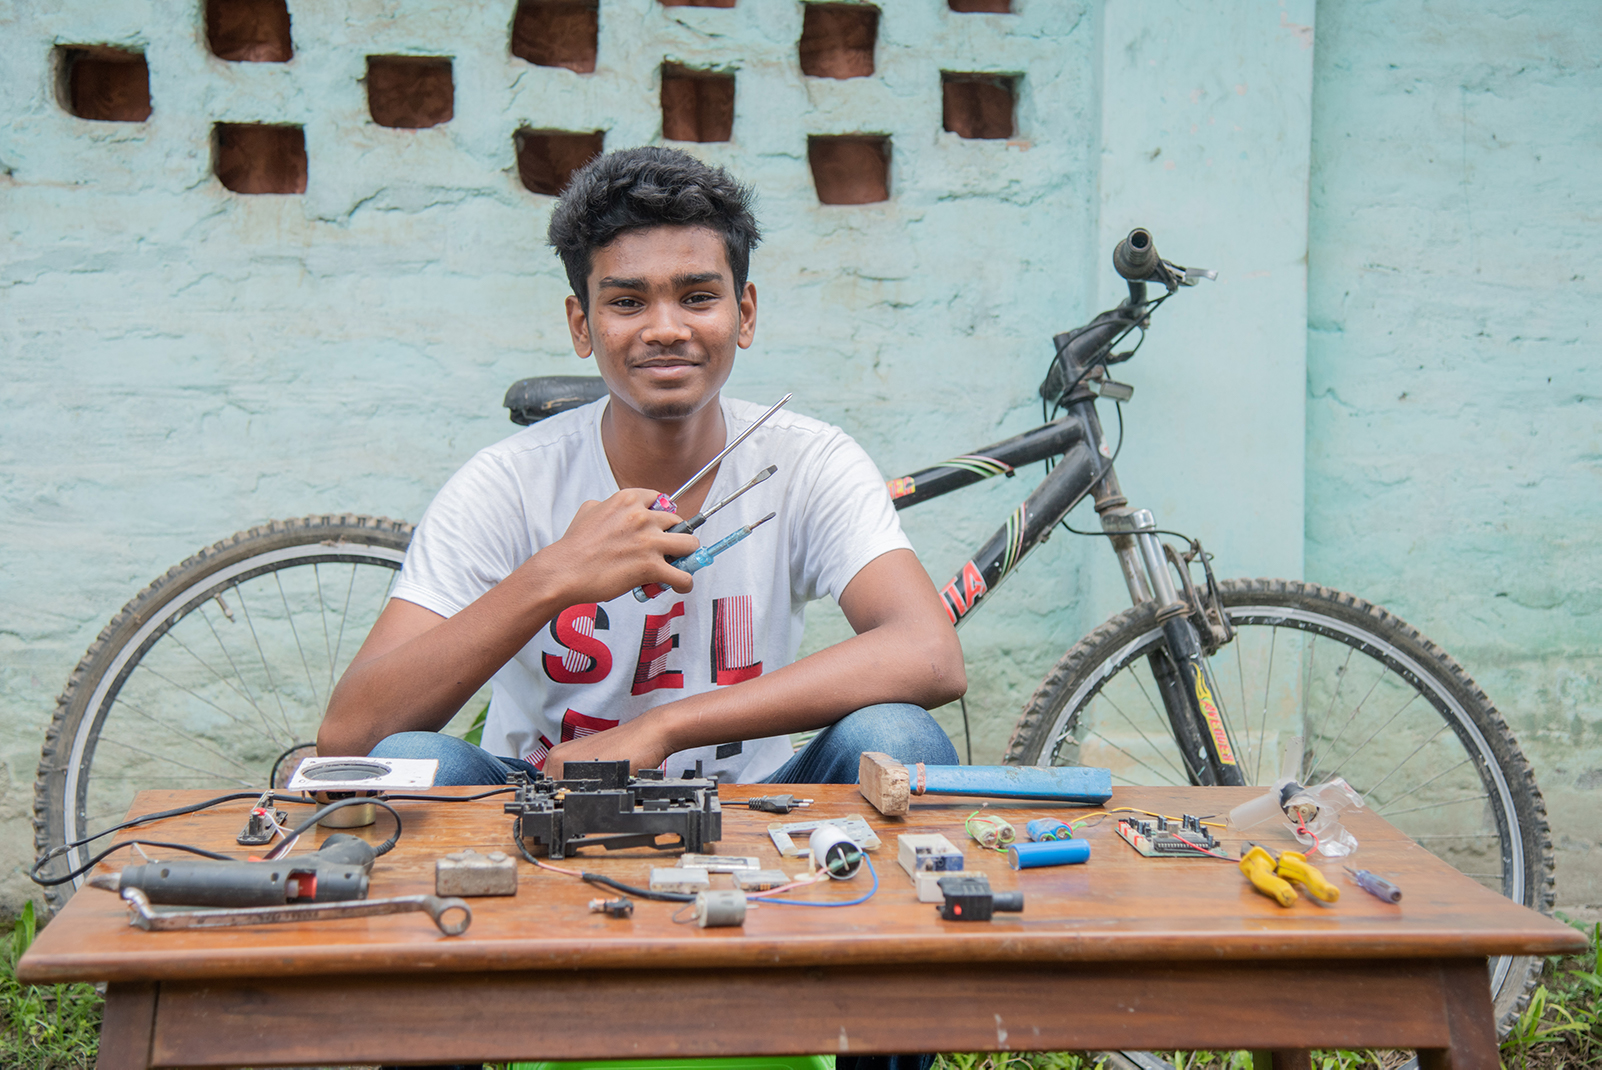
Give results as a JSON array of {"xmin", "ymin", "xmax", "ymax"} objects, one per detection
[
  {"xmin": 33, "ymin": 515, "xmax": 411, "ymax": 909},
  {"xmin": 1004, "ymin": 577, "xmax": 1554, "ymax": 1031}
]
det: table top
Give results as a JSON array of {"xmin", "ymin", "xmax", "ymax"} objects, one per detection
[{"xmin": 19, "ymin": 783, "xmax": 1585, "ymax": 984}]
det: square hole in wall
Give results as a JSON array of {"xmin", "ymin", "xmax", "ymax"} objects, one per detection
[
  {"xmin": 661, "ymin": 0, "xmax": 737, "ymax": 8},
  {"xmin": 511, "ymin": 0, "xmax": 598, "ymax": 74},
  {"xmin": 366, "ymin": 56, "xmax": 454, "ymax": 128},
  {"xmin": 807, "ymin": 135, "xmax": 889, "ymax": 205},
  {"xmin": 661, "ymin": 65, "xmax": 734, "ymax": 143},
  {"xmin": 214, "ymin": 123, "xmax": 306, "ymax": 194},
  {"xmin": 949, "ymin": 0, "xmax": 1011, "ymax": 11},
  {"xmin": 56, "ymin": 46, "xmax": 151, "ymax": 122},
  {"xmin": 942, "ymin": 73, "xmax": 1017, "ymax": 139},
  {"xmin": 207, "ymin": 0, "xmax": 293, "ymax": 62},
  {"xmin": 515, "ymin": 129, "xmax": 604, "ymax": 196},
  {"xmin": 799, "ymin": 4, "xmax": 877, "ymax": 79}
]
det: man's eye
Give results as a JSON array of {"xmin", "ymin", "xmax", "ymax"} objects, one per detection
[{"xmin": 685, "ymin": 292, "xmax": 717, "ymax": 305}]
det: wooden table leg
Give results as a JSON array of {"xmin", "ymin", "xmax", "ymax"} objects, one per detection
[
  {"xmin": 1417, "ymin": 958, "xmax": 1499, "ymax": 1070},
  {"xmin": 96, "ymin": 982, "xmax": 157, "ymax": 1070},
  {"xmin": 1252, "ymin": 1052, "xmax": 1311, "ymax": 1070}
]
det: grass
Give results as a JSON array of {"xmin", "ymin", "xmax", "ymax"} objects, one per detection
[
  {"xmin": 0, "ymin": 903, "xmax": 102, "ymax": 1070},
  {"xmin": 0, "ymin": 906, "xmax": 1595, "ymax": 1070}
]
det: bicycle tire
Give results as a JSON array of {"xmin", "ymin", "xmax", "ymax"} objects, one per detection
[
  {"xmin": 1004, "ymin": 577, "xmax": 1554, "ymax": 1032},
  {"xmin": 33, "ymin": 514, "xmax": 412, "ymax": 911}
]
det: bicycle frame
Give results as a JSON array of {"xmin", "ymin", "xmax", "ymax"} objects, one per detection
[{"xmin": 886, "ymin": 284, "xmax": 1247, "ymax": 787}]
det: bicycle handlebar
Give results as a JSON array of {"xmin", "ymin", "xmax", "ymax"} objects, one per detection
[{"xmin": 1112, "ymin": 228, "xmax": 1160, "ymax": 281}]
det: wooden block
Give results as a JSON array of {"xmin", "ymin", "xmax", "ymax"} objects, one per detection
[{"xmin": 858, "ymin": 751, "xmax": 910, "ymax": 816}]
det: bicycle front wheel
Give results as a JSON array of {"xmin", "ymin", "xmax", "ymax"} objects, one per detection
[
  {"xmin": 33, "ymin": 515, "xmax": 411, "ymax": 909},
  {"xmin": 1004, "ymin": 577, "xmax": 1554, "ymax": 1030}
]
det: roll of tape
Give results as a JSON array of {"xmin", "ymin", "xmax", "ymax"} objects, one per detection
[{"xmin": 1008, "ymin": 838, "xmax": 1091, "ymax": 870}]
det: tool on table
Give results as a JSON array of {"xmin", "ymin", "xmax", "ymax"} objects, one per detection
[
  {"xmin": 744, "ymin": 794, "xmax": 813, "ymax": 814},
  {"xmin": 692, "ymin": 889, "xmax": 747, "ymax": 928},
  {"xmin": 936, "ymin": 874, "xmax": 1023, "ymax": 922},
  {"xmin": 589, "ymin": 896, "xmax": 634, "ymax": 918},
  {"xmin": 680, "ymin": 853, "xmax": 760, "ymax": 872},
  {"xmin": 237, "ymin": 793, "xmax": 288, "ymax": 847},
  {"xmin": 87, "ymin": 833, "xmax": 378, "ymax": 907},
  {"xmin": 1115, "ymin": 814, "xmax": 1223, "ymax": 859},
  {"xmin": 809, "ymin": 825, "xmax": 865, "ymax": 880},
  {"xmin": 1008, "ymin": 839, "xmax": 1090, "ymax": 870},
  {"xmin": 898, "ymin": 833, "xmax": 963, "ymax": 903},
  {"xmin": 1026, "ymin": 817, "xmax": 1073, "ymax": 842},
  {"xmin": 1345, "ymin": 866, "xmax": 1402, "ymax": 903},
  {"xmin": 634, "ymin": 466, "xmax": 778, "ymax": 601},
  {"xmin": 965, "ymin": 812, "xmax": 1016, "ymax": 850},
  {"xmin": 634, "ymin": 512, "xmax": 776, "ymax": 602},
  {"xmin": 856, "ymin": 751, "xmax": 1112, "ymax": 817},
  {"xmin": 1239, "ymin": 844, "xmax": 1340, "ymax": 908},
  {"xmin": 114, "ymin": 886, "xmax": 471, "ymax": 936},
  {"xmin": 505, "ymin": 760, "xmax": 721, "ymax": 859},
  {"xmin": 1239, "ymin": 844, "xmax": 1298, "ymax": 908},
  {"xmin": 767, "ymin": 814, "xmax": 880, "ymax": 857},
  {"xmin": 647, "ymin": 393, "xmax": 792, "ymax": 515},
  {"xmin": 436, "ymin": 848, "xmax": 517, "ymax": 897}
]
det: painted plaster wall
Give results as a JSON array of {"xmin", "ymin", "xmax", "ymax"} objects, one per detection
[
  {"xmin": 1306, "ymin": 0, "xmax": 1602, "ymax": 917},
  {"xmin": 5, "ymin": 0, "xmax": 1297, "ymax": 911}
]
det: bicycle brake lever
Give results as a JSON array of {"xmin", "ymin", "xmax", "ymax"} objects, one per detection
[{"xmin": 1166, "ymin": 260, "xmax": 1218, "ymax": 287}]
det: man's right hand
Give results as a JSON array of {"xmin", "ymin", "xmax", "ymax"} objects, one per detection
[{"xmin": 535, "ymin": 488, "xmax": 702, "ymax": 607}]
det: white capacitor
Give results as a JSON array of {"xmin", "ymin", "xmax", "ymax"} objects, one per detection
[
  {"xmin": 693, "ymin": 889, "xmax": 747, "ymax": 928},
  {"xmin": 808, "ymin": 824, "xmax": 864, "ymax": 880}
]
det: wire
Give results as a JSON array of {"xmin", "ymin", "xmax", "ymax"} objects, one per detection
[
  {"xmin": 965, "ymin": 810, "xmax": 1016, "ymax": 851},
  {"xmin": 757, "ymin": 856, "xmax": 879, "ymax": 907},
  {"xmin": 382, "ymin": 787, "xmax": 517, "ymax": 803},
  {"xmin": 1068, "ymin": 807, "xmax": 1226, "ymax": 832},
  {"xmin": 263, "ymin": 798, "xmax": 402, "ymax": 860},
  {"xmin": 267, "ymin": 742, "xmax": 314, "ymax": 790},
  {"xmin": 1296, "ymin": 822, "xmax": 1321, "ymax": 854},
  {"xmin": 29, "ymin": 840, "xmax": 241, "ymax": 886},
  {"xmin": 958, "ymin": 695, "xmax": 973, "ymax": 766}
]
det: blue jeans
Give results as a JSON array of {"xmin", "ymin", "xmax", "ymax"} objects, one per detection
[{"xmin": 368, "ymin": 702, "xmax": 958, "ymax": 785}]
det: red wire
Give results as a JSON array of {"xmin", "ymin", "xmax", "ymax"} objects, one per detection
[{"xmin": 1296, "ymin": 823, "xmax": 1320, "ymax": 854}]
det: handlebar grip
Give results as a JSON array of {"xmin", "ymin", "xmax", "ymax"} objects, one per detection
[{"xmin": 1113, "ymin": 228, "xmax": 1159, "ymax": 281}]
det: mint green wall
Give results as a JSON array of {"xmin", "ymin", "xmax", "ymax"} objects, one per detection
[
  {"xmin": 1306, "ymin": 0, "xmax": 1602, "ymax": 920},
  {"xmin": 2, "ymin": 0, "xmax": 1592, "ymax": 919}
]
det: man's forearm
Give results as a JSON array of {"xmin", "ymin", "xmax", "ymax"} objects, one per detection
[{"xmin": 319, "ymin": 561, "xmax": 568, "ymax": 755}]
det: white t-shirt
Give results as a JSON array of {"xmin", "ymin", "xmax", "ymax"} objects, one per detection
[{"xmin": 390, "ymin": 396, "xmax": 912, "ymax": 783}]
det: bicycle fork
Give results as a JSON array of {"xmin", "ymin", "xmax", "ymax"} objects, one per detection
[{"xmin": 1093, "ymin": 474, "xmax": 1245, "ymax": 788}]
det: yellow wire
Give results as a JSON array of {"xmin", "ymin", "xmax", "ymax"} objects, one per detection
[{"xmin": 1067, "ymin": 806, "xmax": 1226, "ymax": 832}]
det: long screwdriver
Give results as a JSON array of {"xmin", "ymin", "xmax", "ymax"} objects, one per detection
[
  {"xmin": 648, "ymin": 394, "xmax": 792, "ymax": 514},
  {"xmin": 634, "ymin": 513, "xmax": 776, "ymax": 602},
  {"xmin": 1344, "ymin": 866, "xmax": 1402, "ymax": 903},
  {"xmin": 634, "ymin": 467, "xmax": 777, "ymax": 602}
]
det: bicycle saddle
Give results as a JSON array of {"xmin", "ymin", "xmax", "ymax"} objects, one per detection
[{"xmin": 504, "ymin": 375, "xmax": 608, "ymax": 425}]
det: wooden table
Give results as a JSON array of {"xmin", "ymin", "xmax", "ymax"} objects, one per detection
[{"xmin": 20, "ymin": 784, "xmax": 1584, "ymax": 1070}]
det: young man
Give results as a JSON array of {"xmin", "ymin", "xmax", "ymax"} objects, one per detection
[{"xmin": 320, "ymin": 146, "xmax": 964, "ymax": 786}]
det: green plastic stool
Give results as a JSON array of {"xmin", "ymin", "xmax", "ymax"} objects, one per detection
[{"xmin": 514, "ymin": 1057, "xmax": 833, "ymax": 1070}]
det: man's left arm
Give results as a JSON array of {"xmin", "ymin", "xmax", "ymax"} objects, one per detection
[{"xmin": 542, "ymin": 547, "xmax": 964, "ymax": 777}]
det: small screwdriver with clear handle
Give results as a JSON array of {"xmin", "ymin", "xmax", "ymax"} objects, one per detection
[
  {"xmin": 1344, "ymin": 866, "xmax": 1403, "ymax": 903},
  {"xmin": 634, "ymin": 512, "xmax": 776, "ymax": 602}
]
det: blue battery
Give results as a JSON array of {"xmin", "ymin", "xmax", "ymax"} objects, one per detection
[
  {"xmin": 1008, "ymin": 838, "xmax": 1091, "ymax": 869},
  {"xmin": 1026, "ymin": 818, "xmax": 1073, "ymax": 842}
]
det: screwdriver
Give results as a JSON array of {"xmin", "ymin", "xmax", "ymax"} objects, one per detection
[
  {"xmin": 633, "ymin": 513, "xmax": 777, "ymax": 602},
  {"xmin": 1345, "ymin": 866, "xmax": 1403, "ymax": 903},
  {"xmin": 648, "ymin": 394, "xmax": 792, "ymax": 514},
  {"xmin": 634, "ymin": 467, "xmax": 776, "ymax": 601}
]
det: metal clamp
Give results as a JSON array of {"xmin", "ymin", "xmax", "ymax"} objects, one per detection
[{"xmin": 119, "ymin": 887, "xmax": 472, "ymax": 936}]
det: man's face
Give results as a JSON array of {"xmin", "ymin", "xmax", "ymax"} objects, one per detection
[{"xmin": 565, "ymin": 225, "xmax": 757, "ymax": 421}]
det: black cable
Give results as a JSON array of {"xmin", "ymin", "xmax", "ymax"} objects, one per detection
[
  {"xmin": 381, "ymin": 787, "xmax": 516, "ymax": 803},
  {"xmin": 959, "ymin": 694, "xmax": 973, "ymax": 766},
  {"xmin": 580, "ymin": 872, "xmax": 695, "ymax": 903},
  {"xmin": 30, "ymin": 839, "xmax": 240, "ymax": 887},
  {"xmin": 267, "ymin": 742, "xmax": 314, "ymax": 789},
  {"xmin": 264, "ymin": 798, "xmax": 402, "ymax": 860}
]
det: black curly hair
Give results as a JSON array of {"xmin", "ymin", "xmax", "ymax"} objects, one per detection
[{"xmin": 547, "ymin": 146, "xmax": 761, "ymax": 312}]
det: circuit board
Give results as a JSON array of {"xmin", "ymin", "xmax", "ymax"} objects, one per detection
[{"xmin": 1115, "ymin": 815, "xmax": 1222, "ymax": 858}]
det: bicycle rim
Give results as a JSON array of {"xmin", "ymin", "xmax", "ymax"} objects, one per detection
[
  {"xmin": 42, "ymin": 518, "xmax": 409, "ymax": 888},
  {"xmin": 1018, "ymin": 579, "xmax": 1551, "ymax": 1015}
]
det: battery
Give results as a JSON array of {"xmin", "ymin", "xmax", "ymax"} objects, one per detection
[
  {"xmin": 1008, "ymin": 839, "xmax": 1091, "ymax": 870},
  {"xmin": 1025, "ymin": 818, "xmax": 1073, "ymax": 842}
]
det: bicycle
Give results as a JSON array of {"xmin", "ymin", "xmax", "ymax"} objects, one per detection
[{"xmin": 32, "ymin": 229, "xmax": 1553, "ymax": 1031}]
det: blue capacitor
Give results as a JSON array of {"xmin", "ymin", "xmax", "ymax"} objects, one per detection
[
  {"xmin": 1026, "ymin": 818, "xmax": 1073, "ymax": 842},
  {"xmin": 1008, "ymin": 838, "xmax": 1091, "ymax": 869}
]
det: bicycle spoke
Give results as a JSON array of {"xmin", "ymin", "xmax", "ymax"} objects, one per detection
[
  {"xmin": 126, "ymin": 663, "xmax": 288, "ymax": 750},
  {"xmin": 1376, "ymin": 792, "xmax": 1488, "ymax": 819},
  {"xmin": 96, "ymin": 736, "xmax": 257, "ymax": 787},
  {"xmin": 234, "ymin": 584, "xmax": 295, "ymax": 740},
  {"xmin": 330, "ymin": 562, "xmax": 359, "ymax": 693},
  {"xmin": 1080, "ymin": 726, "xmax": 1183, "ymax": 787},
  {"xmin": 275, "ymin": 571, "xmax": 321, "ymax": 717},
  {"xmin": 1311, "ymin": 689, "xmax": 1421, "ymax": 788},
  {"xmin": 199, "ymin": 602, "xmax": 270, "ymax": 720},
  {"xmin": 1362, "ymin": 722, "xmax": 1456, "ymax": 802},
  {"xmin": 162, "ymin": 622, "xmax": 275, "ymax": 729},
  {"xmin": 108, "ymin": 699, "xmax": 260, "ymax": 776},
  {"xmin": 1305, "ymin": 646, "xmax": 1356, "ymax": 771},
  {"xmin": 1305, "ymin": 664, "xmax": 1384, "ymax": 781},
  {"xmin": 1097, "ymin": 688, "xmax": 1190, "ymax": 785},
  {"xmin": 314, "ymin": 563, "xmax": 335, "ymax": 695},
  {"xmin": 1252, "ymin": 627, "xmax": 1278, "ymax": 784}
]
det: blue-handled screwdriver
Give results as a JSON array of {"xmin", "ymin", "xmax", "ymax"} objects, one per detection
[
  {"xmin": 633, "ymin": 512, "xmax": 776, "ymax": 602},
  {"xmin": 1344, "ymin": 866, "xmax": 1402, "ymax": 903}
]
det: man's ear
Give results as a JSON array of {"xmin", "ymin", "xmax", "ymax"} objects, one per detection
[
  {"xmin": 565, "ymin": 294, "xmax": 594, "ymax": 358},
  {"xmin": 737, "ymin": 281, "xmax": 757, "ymax": 350}
]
